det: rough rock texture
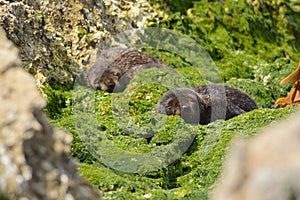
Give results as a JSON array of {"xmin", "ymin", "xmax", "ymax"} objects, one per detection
[
  {"xmin": 0, "ymin": 0, "xmax": 165, "ymax": 86},
  {"xmin": 0, "ymin": 27, "xmax": 102, "ymax": 199},
  {"xmin": 212, "ymin": 109, "xmax": 300, "ymax": 200},
  {"xmin": 103, "ymin": 0, "xmax": 166, "ymax": 29}
]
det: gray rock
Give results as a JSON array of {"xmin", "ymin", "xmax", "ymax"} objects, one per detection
[
  {"xmin": 212, "ymin": 110, "xmax": 300, "ymax": 200},
  {"xmin": 0, "ymin": 0, "xmax": 165, "ymax": 85},
  {"xmin": 0, "ymin": 27, "xmax": 102, "ymax": 200}
]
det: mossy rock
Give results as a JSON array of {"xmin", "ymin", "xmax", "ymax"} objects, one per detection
[
  {"xmin": 50, "ymin": 72, "xmax": 296, "ymax": 199},
  {"xmin": 59, "ymin": 106, "xmax": 295, "ymax": 199},
  {"xmin": 46, "ymin": 0, "xmax": 300, "ymax": 199}
]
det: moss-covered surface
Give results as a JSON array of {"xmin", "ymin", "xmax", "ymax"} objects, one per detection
[
  {"xmin": 45, "ymin": 0, "xmax": 300, "ymax": 199},
  {"xmin": 49, "ymin": 68, "xmax": 296, "ymax": 199},
  {"xmin": 53, "ymin": 96, "xmax": 295, "ymax": 199},
  {"xmin": 150, "ymin": 0, "xmax": 300, "ymax": 107}
]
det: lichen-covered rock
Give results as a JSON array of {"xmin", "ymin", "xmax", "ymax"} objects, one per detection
[
  {"xmin": 103, "ymin": 0, "xmax": 167, "ymax": 28},
  {"xmin": 0, "ymin": 27, "xmax": 102, "ymax": 199},
  {"xmin": 212, "ymin": 109, "xmax": 300, "ymax": 200},
  {"xmin": 0, "ymin": 0, "xmax": 165, "ymax": 87}
]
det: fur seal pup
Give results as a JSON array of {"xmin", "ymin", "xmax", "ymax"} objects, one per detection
[
  {"xmin": 86, "ymin": 47, "xmax": 176, "ymax": 92},
  {"xmin": 156, "ymin": 88, "xmax": 210, "ymax": 124},
  {"xmin": 157, "ymin": 84, "xmax": 258, "ymax": 125}
]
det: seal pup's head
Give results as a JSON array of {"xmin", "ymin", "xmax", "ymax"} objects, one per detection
[{"xmin": 157, "ymin": 88, "xmax": 209, "ymax": 124}]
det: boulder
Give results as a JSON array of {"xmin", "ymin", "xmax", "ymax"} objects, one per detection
[
  {"xmin": 0, "ymin": 27, "xmax": 102, "ymax": 200},
  {"xmin": 212, "ymin": 109, "xmax": 300, "ymax": 200},
  {"xmin": 0, "ymin": 0, "xmax": 165, "ymax": 85}
]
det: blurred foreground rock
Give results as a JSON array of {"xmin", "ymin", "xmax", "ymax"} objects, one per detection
[
  {"xmin": 212, "ymin": 109, "xmax": 300, "ymax": 200},
  {"xmin": 0, "ymin": 28, "xmax": 102, "ymax": 199}
]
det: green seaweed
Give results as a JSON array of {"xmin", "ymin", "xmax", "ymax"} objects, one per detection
[
  {"xmin": 44, "ymin": 83, "xmax": 73, "ymax": 119},
  {"xmin": 67, "ymin": 107, "xmax": 295, "ymax": 199},
  {"xmin": 50, "ymin": 67, "xmax": 295, "ymax": 199}
]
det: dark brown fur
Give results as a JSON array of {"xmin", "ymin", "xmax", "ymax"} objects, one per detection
[
  {"xmin": 86, "ymin": 47, "xmax": 176, "ymax": 92},
  {"xmin": 156, "ymin": 88, "xmax": 210, "ymax": 124},
  {"xmin": 157, "ymin": 84, "xmax": 258, "ymax": 125}
]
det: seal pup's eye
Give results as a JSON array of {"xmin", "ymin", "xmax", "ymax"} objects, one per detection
[
  {"xmin": 105, "ymin": 81, "xmax": 116, "ymax": 92},
  {"xmin": 113, "ymin": 72, "xmax": 121, "ymax": 79},
  {"xmin": 165, "ymin": 105, "xmax": 173, "ymax": 114}
]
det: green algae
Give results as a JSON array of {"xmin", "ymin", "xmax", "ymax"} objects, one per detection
[
  {"xmin": 43, "ymin": 83, "xmax": 73, "ymax": 119},
  {"xmin": 150, "ymin": 0, "xmax": 300, "ymax": 107},
  {"xmin": 49, "ymin": 79, "xmax": 296, "ymax": 199},
  {"xmin": 56, "ymin": 106, "xmax": 295, "ymax": 199},
  {"xmin": 49, "ymin": 67, "xmax": 296, "ymax": 199}
]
